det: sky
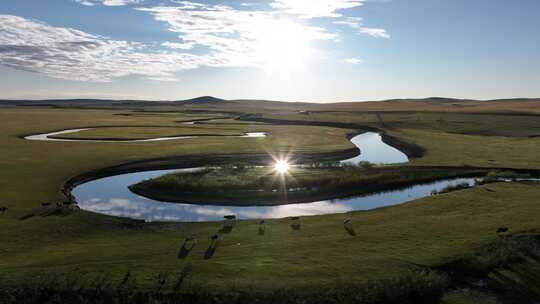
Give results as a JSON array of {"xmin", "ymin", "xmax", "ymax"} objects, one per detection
[{"xmin": 0, "ymin": 0, "xmax": 539, "ymax": 102}]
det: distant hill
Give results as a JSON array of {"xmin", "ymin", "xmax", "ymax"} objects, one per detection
[
  {"xmin": 1, "ymin": 96, "xmax": 539, "ymax": 114},
  {"xmin": 380, "ymin": 97, "xmax": 473, "ymax": 103},
  {"xmin": 178, "ymin": 96, "xmax": 229, "ymax": 104}
]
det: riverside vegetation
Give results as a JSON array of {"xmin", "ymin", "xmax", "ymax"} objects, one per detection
[{"xmin": 130, "ymin": 164, "xmax": 488, "ymax": 205}]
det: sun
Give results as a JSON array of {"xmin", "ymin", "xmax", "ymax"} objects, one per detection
[
  {"xmin": 274, "ymin": 160, "xmax": 290, "ymax": 174},
  {"xmin": 252, "ymin": 19, "xmax": 311, "ymax": 79}
]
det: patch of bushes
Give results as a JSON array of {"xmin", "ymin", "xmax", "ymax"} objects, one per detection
[
  {"xmin": 437, "ymin": 232, "xmax": 540, "ymax": 302},
  {"xmin": 129, "ymin": 165, "xmax": 488, "ymax": 205},
  {"xmin": 0, "ymin": 269, "xmax": 449, "ymax": 304}
]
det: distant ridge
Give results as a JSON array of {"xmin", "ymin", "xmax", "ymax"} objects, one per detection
[
  {"xmin": 380, "ymin": 97, "xmax": 471, "ymax": 103},
  {"xmin": 377, "ymin": 97, "xmax": 540, "ymax": 103},
  {"xmin": 178, "ymin": 96, "xmax": 229, "ymax": 104},
  {"xmin": 1, "ymin": 96, "xmax": 539, "ymax": 114}
]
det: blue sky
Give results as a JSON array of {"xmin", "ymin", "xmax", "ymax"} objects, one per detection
[{"xmin": 0, "ymin": 0, "xmax": 539, "ymax": 102}]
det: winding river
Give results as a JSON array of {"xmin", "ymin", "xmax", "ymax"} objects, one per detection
[
  {"xmin": 22, "ymin": 126, "xmax": 485, "ymax": 222},
  {"xmin": 67, "ymin": 131, "xmax": 477, "ymax": 223},
  {"xmin": 24, "ymin": 128, "xmax": 267, "ymax": 142},
  {"xmin": 73, "ymin": 169, "xmax": 475, "ymax": 222},
  {"xmin": 341, "ymin": 132, "xmax": 408, "ymax": 165}
]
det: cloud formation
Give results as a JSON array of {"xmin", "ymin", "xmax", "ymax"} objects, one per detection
[
  {"xmin": 0, "ymin": 15, "xmax": 219, "ymax": 82},
  {"xmin": 73, "ymin": 0, "xmax": 141, "ymax": 6},
  {"xmin": 343, "ymin": 58, "xmax": 362, "ymax": 64},
  {"xmin": 140, "ymin": 3, "xmax": 336, "ymax": 69},
  {"xmin": 334, "ymin": 17, "xmax": 390, "ymax": 38},
  {"xmin": 270, "ymin": 0, "xmax": 364, "ymax": 18},
  {"xmin": 1, "ymin": 1, "xmax": 389, "ymax": 82}
]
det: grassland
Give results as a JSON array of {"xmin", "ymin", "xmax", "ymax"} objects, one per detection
[
  {"xmin": 255, "ymin": 111, "xmax": 540, "ymax": 137},
  {"xmin": 1, "ymin": 102, "xmax": 540, "ymax": 303},
  {"xmin": 246, "ymin": 112, "xmax": 540, "ymax": 169}
]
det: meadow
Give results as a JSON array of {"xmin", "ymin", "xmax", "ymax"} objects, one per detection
[{"xmin": 1, "ymin": 101, "xmax": 540, "ymax": 303}]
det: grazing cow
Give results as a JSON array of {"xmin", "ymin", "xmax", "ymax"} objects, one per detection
[
  {"xmin": 258, "ymin": 220, "xmax": 266, "ymax": 235},
  {"xmin": 221, "ymin": 215, "xmax": 237, "ymax": 233},
  {"xmin": 290, "ymin": 217, "xmax": 301, "ymax": 231}
]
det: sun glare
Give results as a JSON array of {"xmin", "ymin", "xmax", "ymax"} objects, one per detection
[
  {"xmin": 274, "ymin": 160, "xmax": 290, "ymax": 174},
  {"xmin": 253, "ymin": 19, "xmax": 311, "ymax": 79}
]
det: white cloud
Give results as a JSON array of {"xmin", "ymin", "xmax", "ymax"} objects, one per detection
[
  {"xmin": 334, "ymin": 17, "xmax": 390, "ymax": 38},
  {"xmin": 270, "ymin": 0, "xmax": 364, "ymax": 18},
  {"xmin": 1, "ymin": 0, "xmax": 389, "ymax": 82},
  {"xmin": 343, "ymin": 58, "xmax": 362, "ymax": 64},
  {"xmin": 139, "ymin": 4, "xmax": 336, "ymax": 69},
  {"xmin": 74, "ymin": 0, "xmax": 141, "ymax": 6},
  {"xmin": 162, "ymin": 41, "xmax": 195, "ymax": 50},
  {"xmin": 0, "ymin": 15, "xmax": 218, "ymax": 82},
  {"xmin": 358, "ymin": 27, "xmax": 389, "ymax": 38}
]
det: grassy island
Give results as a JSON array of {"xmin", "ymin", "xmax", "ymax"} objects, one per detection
[{"xmin": 129, "ymin": 164, "xmax": 488, "ymax": 205}]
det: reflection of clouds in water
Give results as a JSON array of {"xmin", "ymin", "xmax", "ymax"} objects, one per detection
[
  {"xmin": 81, "ymin": 197, "xmax": 187, "ymax": 221},
  {"xmin": 193, "ymin": 207, "xmax": 233, "ymax": 217},
  {"xmin": 238, "ymin": 201, "xmax": 352, "ymax": 219},
  {"xmin": 81, "ymin": 197, "xmax": 238, "ymax": 221},
  {"xmin": 77, "ymin": 177, "xmax": 478, "ymax": 222},
  {"xmin": 80, "ymin": 197, "xmax": 352, "ymax": 222}
]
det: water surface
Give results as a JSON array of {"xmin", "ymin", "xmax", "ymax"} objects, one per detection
[
  {"xmin": 73, "ymin": 169, "xmax": 476, "ymax": 222},
  {"xmin": 71, "ymin": 132, "xmax": 431, "ymax": 222},
  {"xmin": 24, "ymin": 128, "xmax": 266, "ymax": 142},
  {"xmin": 342, "ymin": 132, "xmax": 408, "ymax": 164}
]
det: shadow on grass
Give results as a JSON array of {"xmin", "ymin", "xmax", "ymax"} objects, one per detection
[
  {"xmin": 178, "ymin": 236, "xmax": 197, "ymax": 260},
  {"xmin": 290, "ymin": 217, "xmax": 301, "ymax": 231},
  {"xmin": 345, "ymin": 226, "xmax": 356, "ymax": 236},
  {"xmin": 19, "ymin": 206, "xmax": 77, "ymax": 221},
  {"xmin": 204, "ymin": 235, "xmax": 220, "ymax": 260},
  {"xmin": 218, "ymin": 225, "xmax": 233, "ymax": 234},
  {"xmin": 344, "ymin": 219, "xmax": 356, "ymax": 236}
]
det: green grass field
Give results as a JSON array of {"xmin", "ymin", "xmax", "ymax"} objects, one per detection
[{"xmin": 1, "ymin": 105, "xmax": 540, "ymax": 302}]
